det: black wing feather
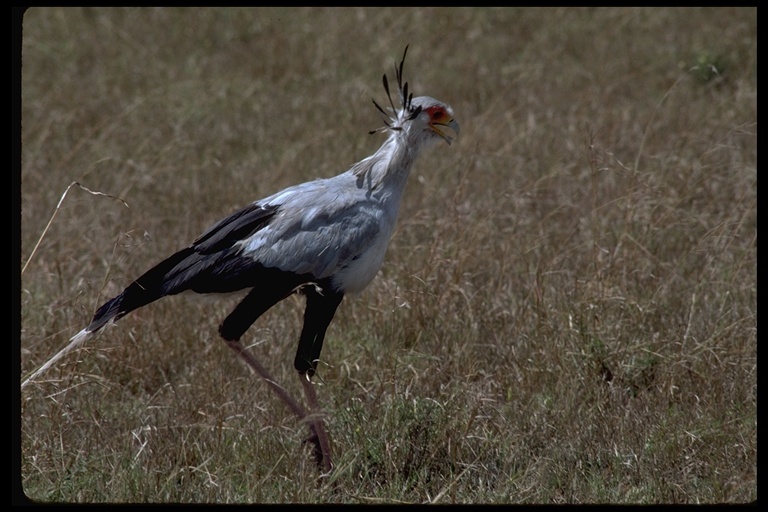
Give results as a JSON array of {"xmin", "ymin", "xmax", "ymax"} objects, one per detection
[{"xmin": 193, "ymin": 202, "xmax": 279, "ymax": 254}]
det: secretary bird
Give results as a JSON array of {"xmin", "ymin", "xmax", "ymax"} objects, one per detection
[{"xmin": 22, "ymin": 46, "xmax": 458, "ymax": 473}]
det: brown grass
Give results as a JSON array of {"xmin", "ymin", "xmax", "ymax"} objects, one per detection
[{"xmin": 19, "ymin": 7, "xmax": 755, "ymax": 504}]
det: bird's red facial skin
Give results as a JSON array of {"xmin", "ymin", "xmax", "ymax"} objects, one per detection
[
  {"xmin": 425, "ymin": 105, "xmax": 449, "ymax": 124},
  {"xmin": 423, "ymin": 104, "xmax": 458, "ymax": 144}
]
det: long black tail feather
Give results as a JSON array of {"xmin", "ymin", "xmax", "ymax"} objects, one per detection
[
  {"xmin": 85, "ymin": 246, "xmax": 199, "ymax": 333},
  {"xmin": 84, "ymin": 242, "xmax": 317, "ymax": 337}
]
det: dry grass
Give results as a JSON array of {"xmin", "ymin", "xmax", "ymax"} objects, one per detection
[{"xmin": 18, "ymin": 7, "xmax": 755, "ymax": 504}]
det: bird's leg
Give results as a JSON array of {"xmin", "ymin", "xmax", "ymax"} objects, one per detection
[
  {"xmin": 223, "ymin": 337, "xmax": 308, "ymax": 419},
  {"xmin": 220, "ymin": 286, "xmax": 310, "ymax": 419},
  {"xmin": 293, "ymin": 284, "xmax": 344, "ymax": 473},
  {"xmin": 220, "ymin": 285, "xmax": 330, "ymax": 467},
  {"xmin": 298, "ymin": 371, "xmax": 333, "ymax": 473},
  {"xmin": 220, "ymin": 284, "xmax": 343, "ymax": 473},
  {"xmin": 224, "ymin": 337, "xmax": 332, "ymax": 476}
]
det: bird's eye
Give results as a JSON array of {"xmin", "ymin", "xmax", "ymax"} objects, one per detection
[{"xmin": 422, "ymin": 106, "xmax": 445, "ymax": 122}]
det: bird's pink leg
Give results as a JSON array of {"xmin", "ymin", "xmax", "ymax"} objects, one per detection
[
  {"xmin": 223, "ymin": 338, "xmax": 308, "ymax": 418},
  {"xmin": 225, "ymin": 338, "xmax": 334, "ymax": 474},
  {"xmin": 299, "ymin": 372, "xmax": 333, "ymax": 473}
]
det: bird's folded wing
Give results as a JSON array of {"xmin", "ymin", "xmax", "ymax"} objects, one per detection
[{"xmin": 234, "ymin": 180, "xmax": 385, "ymax": 279}]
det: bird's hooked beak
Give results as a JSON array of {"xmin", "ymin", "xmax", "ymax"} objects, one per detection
[
  {"xmin": 432, "ymin": 119, "xmax": 461, "ymax": 145},
  {"xmin": 431, "ymin": 116, "xmax": 460, "ymax": 145}
]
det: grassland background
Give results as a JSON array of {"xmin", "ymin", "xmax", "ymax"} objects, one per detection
[{"xmin": 17, "ymin": 7, "xmax": 756, "ymax": 504}]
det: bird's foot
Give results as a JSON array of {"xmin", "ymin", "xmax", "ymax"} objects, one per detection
[{"xmin": 303, "ymin": 427, "xmax": 325, "ymax": 470}]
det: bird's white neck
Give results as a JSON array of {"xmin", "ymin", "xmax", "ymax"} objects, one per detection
[{"xmin": 351, "ymin": 127, "xmax": 429, "ymax": 200}]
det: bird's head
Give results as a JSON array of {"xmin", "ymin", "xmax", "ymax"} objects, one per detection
[
  {"xmin": 370, "ymin": 46, "xmax": 460, "ymax": 146},
  {"xmin": 404, "ymin": 96, "xmax": 460, "ymax": 146}
]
